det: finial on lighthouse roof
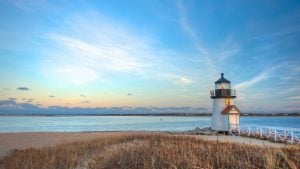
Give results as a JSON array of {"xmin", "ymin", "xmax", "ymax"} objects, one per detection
[{"xmin": 215, "ymin": 72, "xmax": 230, "ymax": 84}]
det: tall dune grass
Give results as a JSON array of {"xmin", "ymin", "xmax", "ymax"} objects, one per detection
[{"xmin": 2, "ymin": 134, "xmax": 299, "ymax": 169}]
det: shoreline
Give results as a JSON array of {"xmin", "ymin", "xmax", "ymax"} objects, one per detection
[
  {"xmin": 0, "ymin": 113, "xmax": 299, "ymax": 116},
  {"xmin": 0, "ymin": 131, "xmax": 288, "ymax": 158}
]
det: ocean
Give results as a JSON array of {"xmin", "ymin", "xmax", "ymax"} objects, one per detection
[{"xmin": 0, "ymin": 115, "xmax": 299, "ymax": 133}]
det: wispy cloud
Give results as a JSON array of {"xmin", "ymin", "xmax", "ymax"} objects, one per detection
[
  {"xmin": 80, "ymin": 101, "xmax": 90, "ymax": 104},
  {"xmin": 249, "ymin": 23, "xmax": 300, "ymax": 41},
  {"xmin": 1, "ymin": 88, "xmax": 10, "ymax": 96},
  {"xmin": 50, "ymin": 34, "xmax": 144, "ymax": 72},
  {"xmin": 178, "ymin": 76, "xmax": 193, "ymax": 84},
  {"xmin": 235, "ymin": 66, "xmax": 277, "ymax": 90},
  {"xmin": 53, "ymin": 65, "xmax": 98, "ymax": 85},
  {"xmin": 288, "ymin": 96, "xmax": 300, "ymax": 100},
  {"xmin": 12, "ymin": 0, "xmax": 48, "ymax": 12},
  {"xmin": 43, "ymin": 12, "xmax": 180, "ymax": 85},
  {"xmin": 176, "ymin": 0, "xmax": 214, "ymax": 72},
  {"xmin": 17, "ymin": 87, "xmax": 30, "ymax": 91},
  {"xmin": 277, "ymin": 86, "xmax": 300, "ymax": 95},
  {"xmin": 8, "ymin": 98, "xmax": 17, "ymax": 101},
  {"xmin": 39, "ymin": 10, "xmax": 203, "ymax": 88},
  {"xmin": 217, "ymin": 36, "xmax": 240, "ymax": 60},
  {"xmin": 160, "ymin": 73, "xmax": 193, "ymax": 85}
]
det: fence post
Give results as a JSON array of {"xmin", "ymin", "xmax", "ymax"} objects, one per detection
[
  {"xmin": 248, "ymin": 126, "xmax": 250, "ymax": 136},
  {"xmin": 274, "ymin": 130, "xmax": 277, "ymax": 142},
  {"xmin": 284, "ymin": 130, "xmax": 287, "ymax": 140},
  {"xmin": 260, "ymin": 128, "xmax": 262, "ymax": 138},
  {"xmin": 291, "ymin": 131, "xmax": 294, "ymax": 143}
]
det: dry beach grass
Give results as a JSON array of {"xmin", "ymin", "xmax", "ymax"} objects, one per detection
[{"xmin": 1, "ymin": 133, "xmax": 299, "ymax": 169}]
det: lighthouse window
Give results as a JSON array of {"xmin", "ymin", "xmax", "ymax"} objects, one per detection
[
  {"xmin": 225, "ymin": 98, "xmax": 230, "ymax": 106},
  {"xmin": 216, "ymin": 83, "xmax": 230, "ymax": 89}
]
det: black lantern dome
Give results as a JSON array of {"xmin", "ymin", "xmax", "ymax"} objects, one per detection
[{"xmin": 215, "ymin": 73, "xmax": 230, "ymax": 84}]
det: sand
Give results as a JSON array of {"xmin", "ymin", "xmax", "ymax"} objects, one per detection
[
  {"xmin": 0, "ymin": 132, "xmax": 285, "ymax": 158},
  {"xmin": 188, "ymin": 134, "xmax": 285, "ymax": 147}
]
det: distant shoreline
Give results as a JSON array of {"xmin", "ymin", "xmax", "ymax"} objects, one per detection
[{"xmin": 0, "ymin": 113, "xmax": 299, "ymax": 116}]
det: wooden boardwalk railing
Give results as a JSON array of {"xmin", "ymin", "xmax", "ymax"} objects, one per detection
[{"xmin": 230, "ymin": 126, "xmax": 300, "ymax": 144}]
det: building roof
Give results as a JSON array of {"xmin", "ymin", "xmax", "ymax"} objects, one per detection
[
  {"xmin": 221, "ymin": 105, "xmax": 241, "ymax": 115},
  {"xmin": 215, "ymin": 73, "xmax": 231, "ymax": 84}
]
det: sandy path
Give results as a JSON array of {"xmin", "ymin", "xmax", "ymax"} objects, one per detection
[
  {"xmin": 0, "ymin": 132, "xmax": 285, "ymax": 158},
  {"xmin": 191, "ymin": 135, "xmax": 285, "ymax": 147}
]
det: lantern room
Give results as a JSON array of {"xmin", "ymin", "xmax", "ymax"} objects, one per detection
[
  {"xmin": 211, "ymin": 73, "xmax": 236, "ymax": 99},
  {"xmin": 215, "ymin": 73, "xmax": 231, "ymax": 89}
]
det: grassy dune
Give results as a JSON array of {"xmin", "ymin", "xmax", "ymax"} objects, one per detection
[{"xmin": 1, "ymin": 134, "xmax": 299, "ymax": 169}]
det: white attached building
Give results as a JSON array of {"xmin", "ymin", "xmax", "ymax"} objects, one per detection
[{"xmin": 210, "ymin": 73, "xmax": 241, "ymax": 132}]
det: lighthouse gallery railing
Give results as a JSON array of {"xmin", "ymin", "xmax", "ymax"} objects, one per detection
[{"xmin": 210, "ymin": 89, "xmax": 236, "ymax": 98}]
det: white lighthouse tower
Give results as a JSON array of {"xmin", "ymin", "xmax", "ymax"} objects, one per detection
[{"xmin": 210, "ymin": 73, "xmax": 241, "ymax": 132}]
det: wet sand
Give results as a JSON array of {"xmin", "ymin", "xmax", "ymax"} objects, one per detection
[{"xmin": 0, "ymin": 132, "xmax": 285, "ymax": 158}]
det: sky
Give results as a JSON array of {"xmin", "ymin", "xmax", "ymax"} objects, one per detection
[{"xmin": 0, "ymin": 0, "xmax": 300, "ymax": 114}]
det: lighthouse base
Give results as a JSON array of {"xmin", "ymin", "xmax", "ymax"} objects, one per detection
[{"xmin": 211, "ymin": 99, "xmax": 229, "ymax": 131}]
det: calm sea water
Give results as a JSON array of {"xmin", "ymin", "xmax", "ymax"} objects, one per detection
[{"xmin": 0, "ymin": 116, "xmax": 299, "ymax": 133}]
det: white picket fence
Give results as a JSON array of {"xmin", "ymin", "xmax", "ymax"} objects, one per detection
[{"xmin": 230, "ymin": 126, "xmax": 300, "ymax": 144}]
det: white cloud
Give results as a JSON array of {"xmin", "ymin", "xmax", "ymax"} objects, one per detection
[
  {"xmin": 42, "ymin": 11, "xmax": 204, "ymax": 86},
  {"xmin": 50, "ymin": 34, "xmax": 144, "ymax": 72},
  {"xmin": 179, "ymin": 77, "xmax": 193, "ymax": 84},
  {"xmin": 288, "ymin": 96, "xmax": 300, "ymax": 100},
  {"xmin": 218, "ymin": 48, "xmax": 239, "ymax": 60},
  {"xmin": 161, "ymin": 73, "xmax": 193, "ymax": 85},
  {"xmin": 249, "ymin": 23, "xmax": 300, "ymax": 41},
  {"xmin": 217, "ymin": 36, "xmax": 240, "ymax": 60},
  {"xmin": 235, "ymin": 66, "xmax": 277, "ymax": 90},
  {"xmin": 177, "ymin": 1, "xmax": 231, "ymax": 77},
  {"xmin": 54, "ymin": 65, "xmax": 98, "ymax": 85},
  {"xmin": 43, "ymin": 13, "xmax": 164, "ymax": 85},
  {"xmin": 176, "ymin": 1, "xmax": 212, "ymax": 69},
  {"xmin": 12, "ymin": 0, "xmax": 48, "ymax": 12}
]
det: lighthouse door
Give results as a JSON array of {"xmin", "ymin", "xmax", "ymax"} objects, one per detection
[
  {"xmin": 229, "ymin": 115, "xmax": 237, "ymax": 124},
  {"xmin": 229, "ymin": 114, "xmax": 238, "ymax": 129}
]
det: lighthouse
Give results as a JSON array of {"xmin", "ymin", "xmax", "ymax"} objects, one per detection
[{"xmin": 210, "ymin": 73, "xmax": 241, "ymax": 132}]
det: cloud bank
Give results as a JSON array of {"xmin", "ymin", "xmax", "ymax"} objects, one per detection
[{"xmin": 0, "ymin": 99, "xmax": 207, "ymax": 115}]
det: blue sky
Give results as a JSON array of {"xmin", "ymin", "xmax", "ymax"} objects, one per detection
[{"xmin": 0, "ymin": 0, "xmax": 300, "ymax": 113}]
